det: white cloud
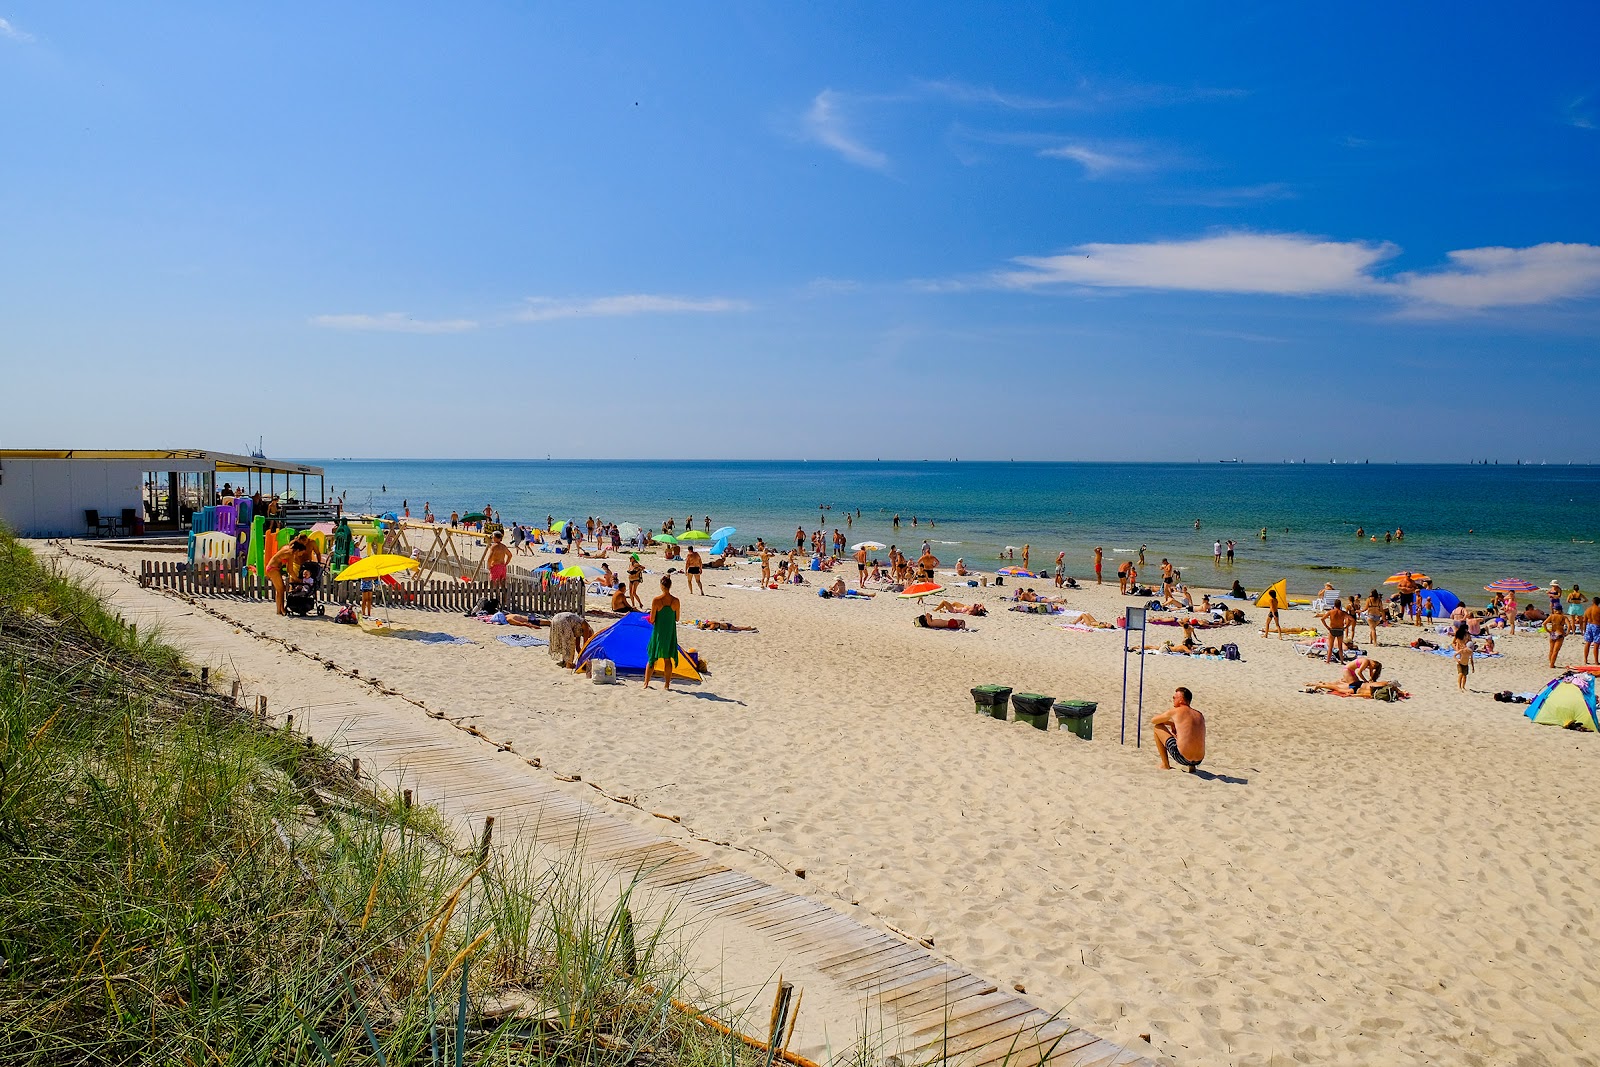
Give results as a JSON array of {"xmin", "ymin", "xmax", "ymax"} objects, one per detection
[
  {"xmin": 1038, "ymin": 142, "xmax": 1151, "ymax": 178},
  {"xmin": 1003, "ymin": 232, "xmax": 1396, "ymax": 296},
  {"xmin": 1391, "ymin": 243, "xmax": 1600, "ymax": 310},
  {"xmin": 995, "ymin": 232, "xmax": 1600, "ymax": 314},
  {"xmin": 1565, "ymin": 94, "xmax": 1595, "ymax": 130},
  {"xmin": 311, "ymin": 312, "xmax": 478, "ymax": 334},
  {"xmin": 512, "ymin": 294, "xmax": 748, "ymax": 322},
  {"xmin": 0, "ymin": 17, "xmax": 34, "ymax": 42},
  {"xmin": 1158, "ymin": 182, "xmax": 1297, "ymax": 207},
  {"xmin": 916, "ymin": 77, "xmax": 1245, "ymax": 111},
  {"xmin": 801, "ymin": 90, "xmax": 889, "ymax": 171}
]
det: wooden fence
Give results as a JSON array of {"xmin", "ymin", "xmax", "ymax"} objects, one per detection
[{"xmin": 138, "ymin": 558, "xmax": 587, "ymax": 615}]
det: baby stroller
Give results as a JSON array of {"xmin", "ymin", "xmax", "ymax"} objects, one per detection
[{"xmin": 285, "ymin": 561, "xmax": 323, "ymax": 617}]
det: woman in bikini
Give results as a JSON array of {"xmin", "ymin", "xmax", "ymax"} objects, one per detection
[{"xmin": 1364, "ymin": 589, "xmax": 1385, "ymax": 647}]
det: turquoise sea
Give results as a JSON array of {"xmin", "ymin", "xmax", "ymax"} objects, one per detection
[{"xmin": 310, "ymin": 460, "xmax": 1600, "ymax": 602}]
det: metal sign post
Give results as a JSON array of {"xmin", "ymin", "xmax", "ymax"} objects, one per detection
[{"xmin": 1120, "ymin": 606, "xmax": 1148, "ymax": 745}]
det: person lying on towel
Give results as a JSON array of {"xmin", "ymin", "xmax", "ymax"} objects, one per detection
[{"xmin": 915, "ymin": 613, "xmax": 967, "ymax": 630}]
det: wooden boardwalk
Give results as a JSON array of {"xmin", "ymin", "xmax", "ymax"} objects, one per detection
[{"xmin": 58, "ymin": 545, "xmax": 1152, "ymax": 1067}]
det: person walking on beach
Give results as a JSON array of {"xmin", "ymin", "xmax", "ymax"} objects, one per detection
[
  {"xmin": 684, "ymin": 545, "xmax": 704, "ymax": 595},
  {"xmin": 643, "ymin": 576, "xmax": 682, "ymax": 691},
  {"xmin": 795, "ymin": 526, "xmax": 806, "ymax": 551},
  {"xmin": 1453, "ymin": 625, "xmax": 1474, "ymax": 691},
  {"xmin": 916, "ymin": 548, "xmax": 939, "ymax": 582},
  {"xmin": 1138, "ymin": 545, "xmax": 1147, "ymax": 568},
  {"xmin": 1396, "ymin": 572, "xmax": 1420, "ymax": 626},
  {"xmin": 1117, "ymin": 560, "xmax": 1130, "ymax": 595},
  {"xmin": 854, "ymin": 544, "xmax": 868, "ymax": 587},
  {"xmin": 1261, "ymin": 587, "xmax": 1284, "ymax": 638},
  {"xmin": 1543, "ymin": 608, "xmax": 1568, "ymax": 667},
  {"xmin": 1153, "ymin": 687, "xmax": 1205, "ymax": 772},
  {"xmin": 485, "ymin": 530, "xmax": 512, "ymax": 589},
  {"xmin": 1584, "ymin": 597, "xmax": 1600, "ymax": 664},
  {"xmin": 1054, "ymin": 552, "xmax": 1066, "ymax": 589},
  {"xmin": 626, "ymin": 554, "xmax": 645, "ymax": 609}
]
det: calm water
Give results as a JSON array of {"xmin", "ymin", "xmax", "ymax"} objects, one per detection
[{"xmin": 308, "ymin": 460, "xmax": 1600, "ymax": 601}]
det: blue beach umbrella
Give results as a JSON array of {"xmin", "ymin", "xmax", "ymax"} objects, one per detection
[
  {"xmin": 712, "ymin": 526, "xmax": 736, "ymax": 540},
  {"xmin": 711, "ymin": 537, "xmax": 729, "ymax": 555}
]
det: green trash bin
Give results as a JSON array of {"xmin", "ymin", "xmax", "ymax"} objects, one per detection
[
  {"xmin": 1011, "ymin": 693, "xmax": 1054, "ymax": 730},
  {"xmin": 1054, "ymin": 700, "xmax": 1097, "ymax": 740},
  {"xmin": 971, "ymin": 685, "xmax": 1012, "ymax": 719}
]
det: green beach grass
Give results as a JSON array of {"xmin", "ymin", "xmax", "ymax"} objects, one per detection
[{"xmin": 0, "ymin": 526, "xmax": 767, "ymax": 1066}]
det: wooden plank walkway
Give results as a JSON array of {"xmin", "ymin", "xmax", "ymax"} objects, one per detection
[{"xmin": 57, "ymin": 546, "xmax": 1153, "ymax": 1067}]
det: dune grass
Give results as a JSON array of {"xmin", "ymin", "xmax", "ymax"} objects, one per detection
[{"xmin": 0, "ymin": 528, "xmax": 765, "ymax": 1066}]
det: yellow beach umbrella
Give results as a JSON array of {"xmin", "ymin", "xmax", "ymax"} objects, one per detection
[{"xmin": 335, "ymin": 554, "xmax": 420, "ymax": 582}]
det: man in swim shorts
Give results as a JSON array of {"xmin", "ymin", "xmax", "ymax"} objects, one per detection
[
  {"xmin": 854, "ymin": 544, "xmax": 868, "ymax": 587},
  {"xmin": 486, "ymin": 530, "xmax": 512, "ymax": 588},
  {"xmin": 1396, "ymin": 572, "xmax": 1419, "ymax": 626},
  {"xmin": 1319, "ymin": 600, "xmax": 1352, "ymax": 663},
  {"xmin": 684, "ymin": 545, "xmax": 704, "ymax": 595},
  {"xmin": 1152, "ymin": 687, "xmax": 1206, "ymax": 772},
  {"xmin": 1584, "ymin": 596, "xmax": 1600, "ymax": 665}
]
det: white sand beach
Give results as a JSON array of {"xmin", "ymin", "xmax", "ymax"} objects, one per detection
[{"xmin": 54, "ymin": 543, "xmax": 1600, "ymax": 1066}]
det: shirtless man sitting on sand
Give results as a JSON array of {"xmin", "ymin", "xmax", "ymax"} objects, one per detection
[{"xmin": 1152, "ymin": 687, "xmax": 1206, "ymax": 772}]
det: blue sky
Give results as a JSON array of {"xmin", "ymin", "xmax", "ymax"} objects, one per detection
[{"xmin": 2, "ymin": 3, "xmax": 1597, "ymax": 461}]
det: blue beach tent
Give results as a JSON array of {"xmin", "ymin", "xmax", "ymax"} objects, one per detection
[
  {"xmin": 1414, "ymin": 589, "xmax": 1461, "ymax": 618},
  {"xmin": 574, "ymin": 612, "xmax": 701, "ymax": 682}
]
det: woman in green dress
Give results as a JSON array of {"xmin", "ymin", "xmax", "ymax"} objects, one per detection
[{"xmin": 644, "ymin": 575, "xmax": 682, "ymax": 691}]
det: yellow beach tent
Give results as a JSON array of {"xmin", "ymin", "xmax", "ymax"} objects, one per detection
[{"xmin": 1255, "ymin": 579, "xmax": 1310, "ymax": 608}]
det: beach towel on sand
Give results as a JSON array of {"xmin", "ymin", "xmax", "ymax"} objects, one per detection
[{"xmin": 497, "ymin": 634, "xmax": 549, "ymax": 648}]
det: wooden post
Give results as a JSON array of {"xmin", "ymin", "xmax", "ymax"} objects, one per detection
[
  {"xmin": 477, "ymin": 815, "xmax": 495, "ymax": 863},
  {"xmin": 351, "ymin": 757, "xmax": 360, "ymax": 779},
  {"xmin": 257, "ymin": 694, "xmax": 267, "ymax": 723},
  {"xmin": 232, "ymin": 680, "xmax": 242, "ymax": 704},
  {"xmin": 402, "ymin": 789, "xmax": 413, "ymax": 809},
  {"xmin": 199, "ymin": 667, "xmax": 209, "ymax": 688},
  {"xmin": 765, "ymin": 979, "xmax": 793, "ymax": 1067}
]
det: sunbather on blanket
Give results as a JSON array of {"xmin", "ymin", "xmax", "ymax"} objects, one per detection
[
  {"xmin": 934, "ymin": 600, "xmax": 988, "ymax": 615},
  {"xmin": 694, "ymin": 619, "xmax": 757, "ymax": 631},
  {"xmin": 915, "ymin": 614, "xmax": 967, "ymax": 630}
]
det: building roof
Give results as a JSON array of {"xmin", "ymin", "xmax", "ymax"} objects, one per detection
[{"xmin": 0, "ymin": 449, "xmax": 323, "ymax": 477}]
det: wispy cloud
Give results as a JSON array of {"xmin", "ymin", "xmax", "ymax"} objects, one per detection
[
  {"xmin": 1392, "ymin": 243, "xmax": 1600, "ymax": 311},
  {"xmin": 0, "ymin": 16, "xmax": 34, "ymax": 42},
  {"xmin": 916, "ymin": 77, "xmax": 1245, "ymax": 111},
  {"xmin": 1038, "ymin": 141, "xmax": 1153, "ymax": 178},
  {"xmin": 511, "ymin": 294, "xmax": 748, "ymax": 322},
  {"xmin": 1002, "ymin": 233, "xmax": 1395, "ymax": 296},
  {"xmin": 1157, "ymin": 182, "xmax": 1297, "ymax": 207},
  {"xmin": 801, "ymin": 90, "xmax": 889, "ymax": 171},
  {"xmin": 311, "ymin": 312, "xmax": 478, "ymax": 334},
  {"xmin": 995, "ymin": 232, "xmax": 1600, "ymax": 314},
  {"xmin": 1565, "ymin": 94, "xmax": 1595, "ymax": 130}
]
